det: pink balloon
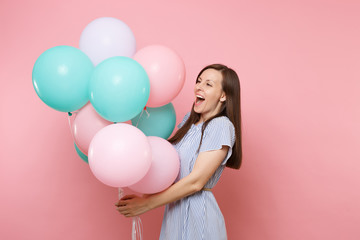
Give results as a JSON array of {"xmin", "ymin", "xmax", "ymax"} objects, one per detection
[
  {"xmin": 88, "ymin": 124, "xmax": 152, "ymax": 187},
  {"xmin": 129, "ymin": 136, "xmax": 180, "ymax": 194},
  {"xmin": 133, "ymin": 45, "xmax": 185, "ymax": 107},
  {"xmin": 73, "ymin": 103, "xmax": 112, "ymax": 155}
]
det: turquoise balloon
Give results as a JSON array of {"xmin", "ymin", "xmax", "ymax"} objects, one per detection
[
  {"xmin": 32, "ymin": 46, "xmax": 93, "ymax": 112},
  {"xmin": 131, "ymin": 103, "xmax": 176, "ymax": 139},
  {"xmin": 89, "ymin": 56, "xmax": 150, "ymax": 122},
  {"xmin": 74, "ymin": 143, "xmax": 88, "ymax": 163}
]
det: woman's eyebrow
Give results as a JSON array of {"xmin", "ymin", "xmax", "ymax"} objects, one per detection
[
  {"xmin": 204, "ymin": 79, "xmax": 215, "ymax": 84},
  {"xmin": 199, "ymin": 77, "xmax": 214, "ymax": 82}
]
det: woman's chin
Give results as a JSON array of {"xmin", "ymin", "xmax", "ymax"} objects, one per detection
[{"xmin": 193, "ymin": 106, "xmax": 202, "ymax": 114}]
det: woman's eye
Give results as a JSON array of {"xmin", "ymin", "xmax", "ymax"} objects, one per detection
[{"xmin": 207, "ymin": 83, "xmax": 212, "ymax": 87}]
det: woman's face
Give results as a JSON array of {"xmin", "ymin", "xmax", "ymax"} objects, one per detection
[{"xmin": 193, "ymin": 68, "xmax": 226, "ymax": 122}]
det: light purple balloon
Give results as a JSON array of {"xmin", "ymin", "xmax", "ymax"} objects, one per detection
[
  {"xmin": 129, "ymin": 136, "xmax": 180, "ymax": 194},
  {"xmin": 79, "ymin": 17, "xmax": 136, "ymax": 65},
  {"xmin": 88, "ymin": 124, "xmax": 151, "ymax": 187}
]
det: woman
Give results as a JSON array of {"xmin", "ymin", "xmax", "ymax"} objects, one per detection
[{"xmin": 116, "ymin": 64, "xmax": 242, "ymax": 239}]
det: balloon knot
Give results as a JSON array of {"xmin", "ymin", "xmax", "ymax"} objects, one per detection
[{"xmin": 68, "ymin": 112, "xmax": 72, "ymax": 116}]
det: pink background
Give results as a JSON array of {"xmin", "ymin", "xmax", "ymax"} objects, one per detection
[{"xmin": 1, "ymin": 0, "xmax": 360, "ymax": 239}]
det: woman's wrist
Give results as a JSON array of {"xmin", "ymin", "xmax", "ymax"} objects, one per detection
[{"xmin": 145, "ymin": 195, "xmax": 156, "ymax": 211}]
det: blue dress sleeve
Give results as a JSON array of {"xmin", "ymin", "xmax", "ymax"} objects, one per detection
[
  {"xmin": 199, "ymin": 116, "xmax": 236, "ymax": 165},
  {"xmin": 177, "ymin": 112, "xmax": 191, "ymax": 129}
]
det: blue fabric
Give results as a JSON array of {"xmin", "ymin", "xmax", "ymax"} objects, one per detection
[{"xmin": 159, "ymin": 113, "xmax": 235, "ymax": 240}]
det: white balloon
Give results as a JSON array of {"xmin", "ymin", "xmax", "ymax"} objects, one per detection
[{"xmin": 79, "ymin": 17, "xmax": 136, "ymax": 65}]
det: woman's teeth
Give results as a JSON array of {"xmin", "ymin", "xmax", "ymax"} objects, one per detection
[{"xmin": 196, "ymin": 95, "xmax": 205, "ymax": 104}]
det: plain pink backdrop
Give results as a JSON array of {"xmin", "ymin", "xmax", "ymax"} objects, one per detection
[{"xmin": 1, "ymin": 0, "xmax": 360, "ymax": 239}]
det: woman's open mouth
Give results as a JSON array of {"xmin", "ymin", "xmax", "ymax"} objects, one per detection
[{"xmin": 195, "ymin": 95, "xmax": 205, "ymax": 106}]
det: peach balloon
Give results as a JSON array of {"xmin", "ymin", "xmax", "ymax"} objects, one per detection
[
  {"xmin": 72, "ymin": 103, "xmax": 112, "ymax": 155},
  {"xmin": 129, "ymin": 136, "xmax": 180, "ymax": 194},
  {"xmin": 133, "ymin": 45, "xmax": 185, "ymax": 107}
]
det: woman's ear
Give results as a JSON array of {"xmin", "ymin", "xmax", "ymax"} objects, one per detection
[{"xmin": 220, "ymin": 92, "xmax": 226, "ymax": 102}]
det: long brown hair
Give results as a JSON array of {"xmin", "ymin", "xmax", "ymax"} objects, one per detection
[{"xmin": 168, "ymin": 64, "xmax": 242, "ymax": 169}]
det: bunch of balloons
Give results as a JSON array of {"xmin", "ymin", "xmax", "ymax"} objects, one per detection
[{"xmin": 32, "ymin": 17, "xmax": 185, "ymax": 194}]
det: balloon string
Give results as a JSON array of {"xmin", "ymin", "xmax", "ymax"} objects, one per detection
[
  {"xmin": 132, "ymin": 218, "xmax": 136, "ymax": 240},
  {"xmin": 145, "ymin": 109, "xmax": 150, "ymax": 118},
  {"xmin": 135, "ymin": 109, "xmax": 150, "ymax": 128},
  {"xmin": 118, "ymin": 187, "xmax": 124, "ymax": 199},
  {"xmin": 135, "ymin": 110, "xmax": 144, "ymax": 128},
  {"xmin": 67, "ymin": 111, "xmax": 78, "ymax": 143},
  {"xmin": 118, "ymin": 188, "xmax": 143, "ymax": 240},
  {"xmin": 132, "ymin": 216, "xmax": 143, "ymax": 240}
]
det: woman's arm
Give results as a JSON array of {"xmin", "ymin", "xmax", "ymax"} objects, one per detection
[{"xmin": 116, "ymin": 146, "xmax": 229, "ymax": 217}]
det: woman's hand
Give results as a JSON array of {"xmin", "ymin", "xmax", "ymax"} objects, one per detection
[{"xmin": 115, "ymin": 194, "xmax": 151, "ymax": 217}]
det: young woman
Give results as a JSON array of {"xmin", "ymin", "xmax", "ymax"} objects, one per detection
[{"xmin": 116, "ymin": 64, "xmax": 242, "ymax": 239}]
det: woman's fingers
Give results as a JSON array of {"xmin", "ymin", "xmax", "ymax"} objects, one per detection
[
  {"xmin": 121, "ymin": 194, "xmax": 137, "ymax": 200},
  {"xmin": 115, "ymin": 194, "xmax": 137, "ymax": 206},
  {"xmin": 115, "ymin": 200, "xmax": 127, "ymax": 207},
  {"xmin": 115, "ymin": 194, "xmax": 148, "ymax": 217},
  {"xmin": 115, "ymin": 198, "xmax": 132, "ymax": 207},
  {"xmin": 117, "ymin": 208, "xmax": 128, "ymax": 215},
  {"xmin": 115, "ymin": 195, "xmax": 137, "ymax": 217},
  {"xmin": 117, "ymin": 206, "xmax": 134, "ymax": 217}
]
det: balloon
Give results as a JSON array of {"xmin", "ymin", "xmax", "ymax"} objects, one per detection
[
  {"xmin": 79, "ymin": 17, "xmax": 136, "ymax": 65},
  {"xmin": 73, "ymin": 102, "xmax": 112, "ymax": 155},
  {"xmin": 74, "ymin": 143, "xmax": 88, "ymax": 163},
  {"xmin": 88, "ymin": 124, "xmax": 152, "ymax": 187},
  {"xmin": 129, "ymin": 136, "xmax": 179, "ymax": 194},
  {"xmin": 89, "ymin": 56, "xmax": 150, "ymax": 122},
  {"xmin": 131, "ymin": 103, "xmax": 176, "ymax": 139},
  {"xmin": 32, "ymin": 45, "xmax": 93, "ymax": 112},
  {"xmin": 133, "ymin": 45, "xmax": 185, "ymax": 107}
]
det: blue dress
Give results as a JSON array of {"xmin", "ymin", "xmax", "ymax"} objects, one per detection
[{"xmin": 159, "ymin": 113, "xmax": 236, "ymax": 240}]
